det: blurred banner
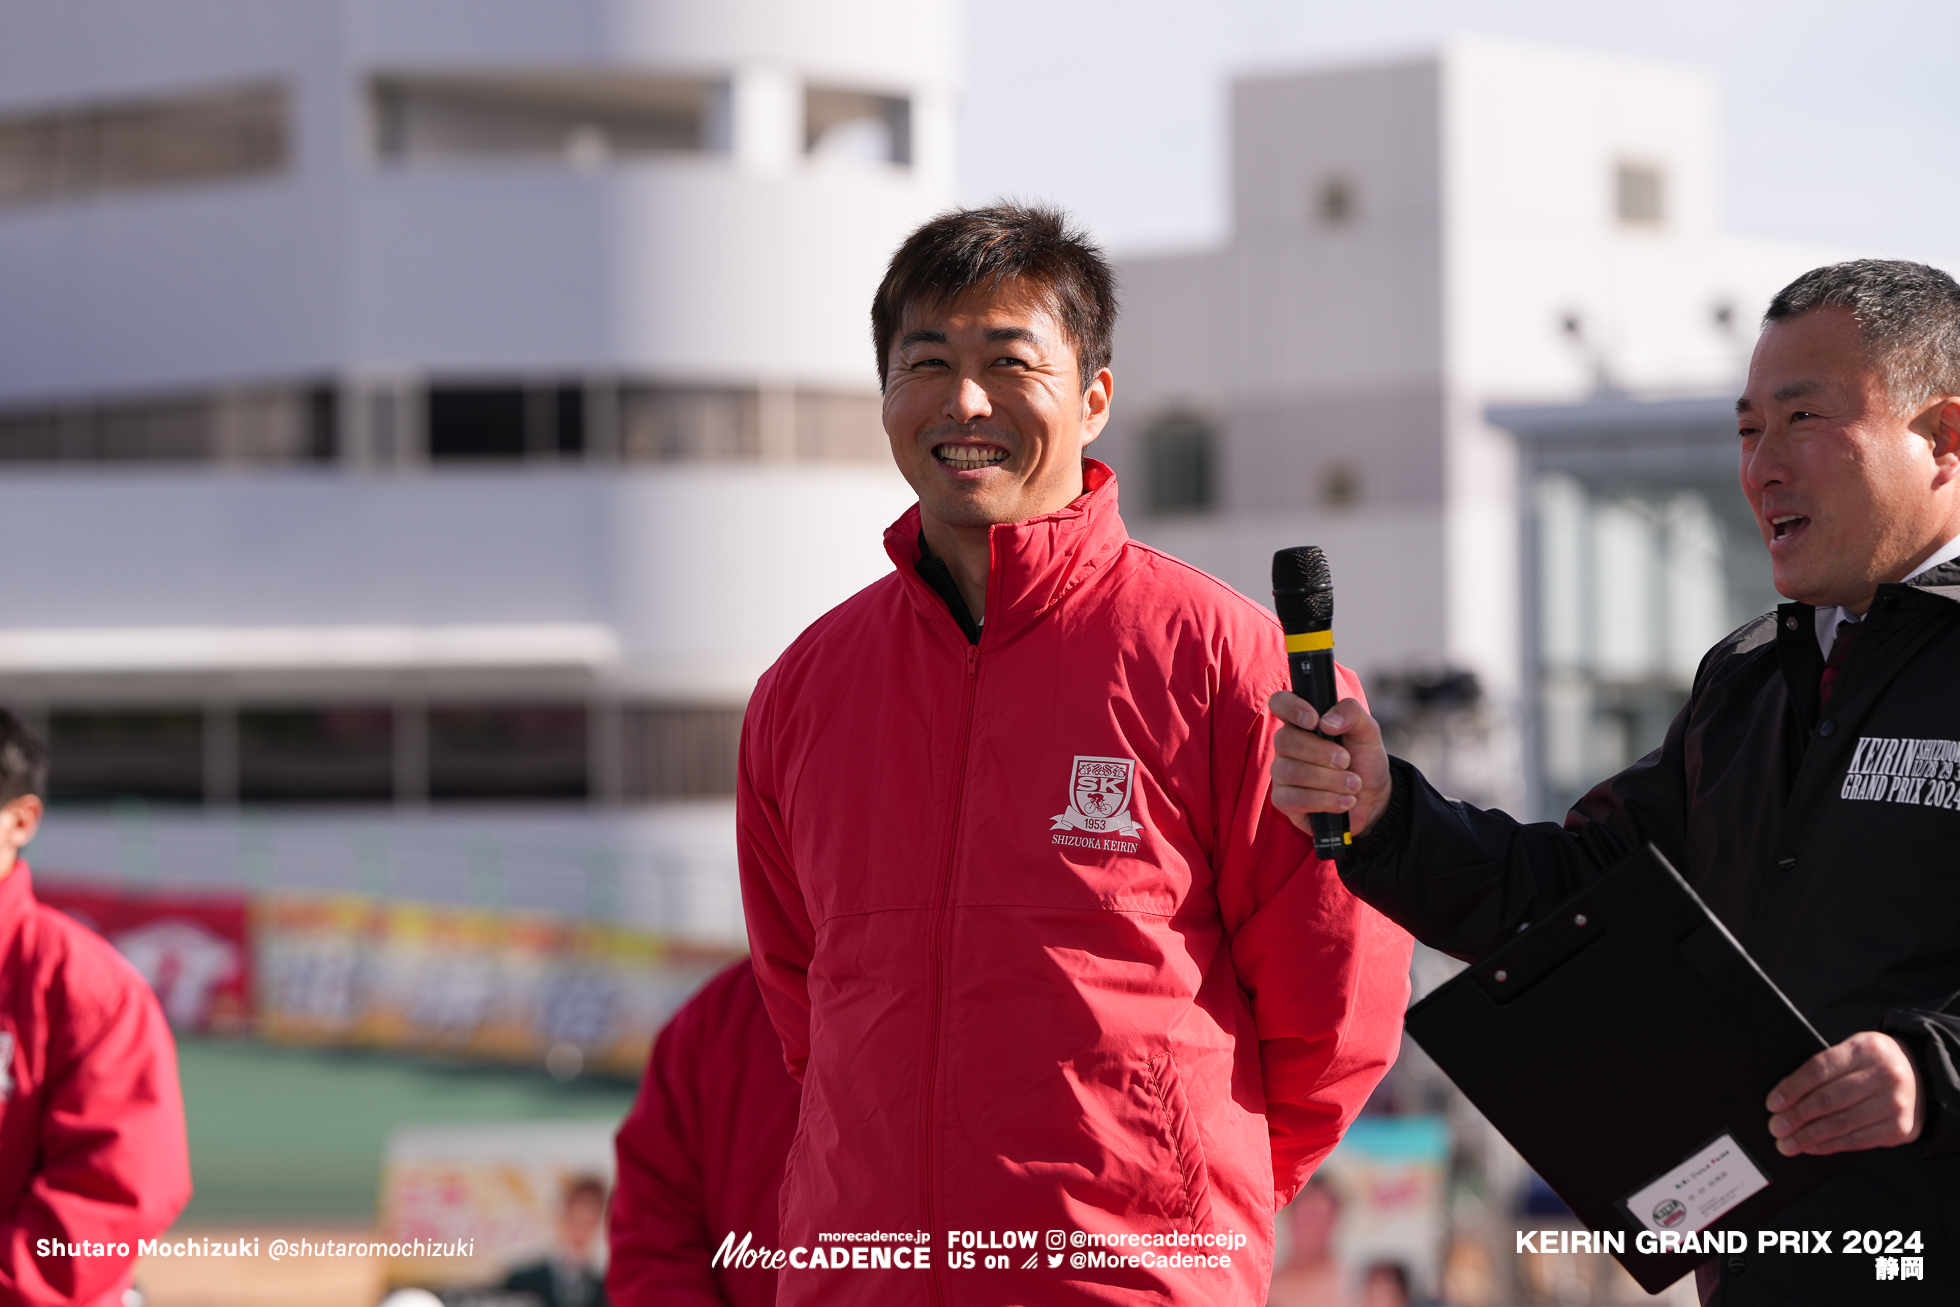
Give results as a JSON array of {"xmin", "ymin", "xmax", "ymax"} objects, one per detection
[
  {"xmin": 378, "ymin": 1122, "xmax": 615, "ymax": 1295},
  {"xmin": 39, "ymin": 878, "xmax": 736, "ymax": 1075},
  {"xmin": 37, "ymin": 883, "xmax": 253, "ymax": 1035},
  {"xmin": 257, "ymin": 893, "xmax": 735, "ymax": 1075}
]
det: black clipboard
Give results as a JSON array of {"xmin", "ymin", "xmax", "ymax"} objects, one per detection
[{"xmin": 1403, "ymin": 845, "xmax": 1846, "ymax": 1293}]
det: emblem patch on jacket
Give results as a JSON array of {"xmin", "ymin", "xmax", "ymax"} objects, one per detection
[
  {"xmin": 1840, "ymin": 736, "xmax": 1960, "ymax": 811},
  {"xmin": 1052, "ymin": 755, "xmax": 1144, "ymax": 842}
]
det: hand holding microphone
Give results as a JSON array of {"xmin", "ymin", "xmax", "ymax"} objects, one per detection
[{"xmin": 1268, "ymin": 546, "xmax": 1393, "ymax": 845}]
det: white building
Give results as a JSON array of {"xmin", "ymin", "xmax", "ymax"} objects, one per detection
[
  {"xmin": 1100, "ymin": 35, "xmax": 1851, "ymax": 816},
  {"xmin": 0, "ymin": 0, "xmax": 956, "ymax": 938},
  {"xmin": 0, "ymin": 21, "xmax": 1874, "ymax": 925}
]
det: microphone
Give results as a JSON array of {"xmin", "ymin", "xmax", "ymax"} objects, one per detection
[{"xmin": 1272, "ymin": 546, "xmax": 1350, "ymax": 859}]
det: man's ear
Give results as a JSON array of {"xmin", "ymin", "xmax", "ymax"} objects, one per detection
[
  {"xmin": 1080, "ymin": 366, "xmax": 1114, "ymax": 446},
  {"xmin": 0, "ymin": 795, "xmax": 42, "ymax": 869},
  {"xmin": 1930, "ymin": 398, "xmax": 1960, "ymax": 489}
]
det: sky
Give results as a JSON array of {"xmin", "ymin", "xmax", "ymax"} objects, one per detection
[{"xmin": 956, "ymin": 0, "xmax": 1960, "ymax": 263}]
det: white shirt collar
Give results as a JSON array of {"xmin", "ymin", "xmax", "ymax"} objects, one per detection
[{"xmin": 1816, "ymin": 531, "xmax": 1960, "ymax": 659}]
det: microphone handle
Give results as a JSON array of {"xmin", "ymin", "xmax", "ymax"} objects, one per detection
[{"xmin": 1287, "ymin": 644, "xmax": 1352, "ymax": 859}]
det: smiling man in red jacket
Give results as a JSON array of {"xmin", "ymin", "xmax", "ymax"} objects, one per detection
[
  {"xmin": 0, "ymin": 710, "xmax": 192, "ymax": 1305},
  {"xmin": 736, "ymin": 204, "xmax": 1411, "ymax": 1306}
]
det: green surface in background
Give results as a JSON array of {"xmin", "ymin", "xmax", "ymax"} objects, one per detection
[{"xmin": 176, "ymin": 1037, "xmax": 639, "ymax": 1224}]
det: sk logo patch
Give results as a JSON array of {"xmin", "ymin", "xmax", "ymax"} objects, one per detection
[{"xmin": 1052, "ymin": 756, "xmax": 1144, "ymax": 838}]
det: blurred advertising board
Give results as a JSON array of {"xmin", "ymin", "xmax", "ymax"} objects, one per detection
[
  {"xmin": 36, "ymin": 876, "xmax": 737, "ymax": 1075},
  {"xmin": 36, "ymin": 882, "xmax": 253, "ymax": 1035},
  {"xmin": 256, "ymin": 893, "xmax": 738, "ymax": 1075},
  {"xmin": 377, "ymin": 1122, "xmax": 614, "ymax": 1294}
]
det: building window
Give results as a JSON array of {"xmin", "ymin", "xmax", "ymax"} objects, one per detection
[
  {"xmin": 805, "ymin": 88, "xmax": 910, "ymax": 166},
  {"xmin": 1144, "ymin": 411, "xmax": 1214, "ymax": 514},
  {"xmin": 426, "ymin": 385, "xmax": 583, "ymax": 460},
  {"xmin": 428, "ymin": 705, "xmax": 589, "ymax": 801},
  {"xmin": 620, "ymin": 706, "xmax": 742, "ymax": 800},
  {"xmin": 793, "ymin": 391, "xmax": 887, "ymax": 461},
  {"xmin": 612, "ymin": 384, "xmax": 887, "ymax": 464},
  {"xmin": 0, "ymin": 83, "xmax": 287, "ymax": 208},
  {"xmin": 1530, "ymin": 471, "xmax": 1767, "ymax": 815},
  {"xmin": 1320, "ymin": 461, "xmax": 1363, "ymax": 509},
  {"xmin": 619, "ymin": 385, "xmax": 760, "ymax": 461},
  {"xmin": 0, "ymin": 386, "xmax": 334, "ymax": 465},
  {"xmin": 239, "ymin": 707, "xmax": 395, "ymax": 804},
  {"xmin": 47, "ymin": 711, "xmax": 205, "ymax": 804},
  {"xmin": 0, "ymin": 379, "xmax": 887, "ymax": 468},
  {"xmin": 1615, "ymin": 162, "xmax": 1665, "ymax": 226},
  {"xmin": 1315, "ymin": 175, "xmax": 1356, "ymax": 227},
  {"xmin": 36, "ymin": 699, "xmax": 753, "ymax": 807},
  {"xmin": 372, "ymin": 73, "xmax": 721, "ymax": 166}
]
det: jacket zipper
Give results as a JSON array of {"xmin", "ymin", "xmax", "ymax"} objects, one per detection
[{"xmin": 922, "ymin": 640, "xmax": 980, "ymax": 1305}]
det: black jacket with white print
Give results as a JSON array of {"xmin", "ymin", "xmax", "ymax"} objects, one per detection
[{"xmin": 1342, "ymin": 557, "xmax": 1960, "ymax": 1306}]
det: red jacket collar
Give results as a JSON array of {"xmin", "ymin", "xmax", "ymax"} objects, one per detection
[{"xmin": 883, "ymin": 459, "xmax": 1129, "ymax": 642}]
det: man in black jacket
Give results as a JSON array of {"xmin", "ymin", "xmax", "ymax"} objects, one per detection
[{"xmin": 1269, "ymin": 259, "xmax": 1960, "ymax": 1305}]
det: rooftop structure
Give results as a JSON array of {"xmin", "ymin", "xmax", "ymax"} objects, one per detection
[{"xmin": 1102, "ymin": 36, "xmax": 1851, "ymax": 815}]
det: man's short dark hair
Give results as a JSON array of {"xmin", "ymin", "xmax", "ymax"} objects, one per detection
[
  {"xmin": 871, "ymin": 202, "xmax": 1118, "ymax": 391},
  {"xmin": 1765, "ymin": 259, "xmax": 1960, "ymax": 410},
  {"xmin": 0, "ymin": 710, "xmax": 48, "ymax": 805}
]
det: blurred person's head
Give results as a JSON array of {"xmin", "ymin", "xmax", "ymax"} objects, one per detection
[
  {"xmin": 558, "ymin": 1175, "xmax": 607, "ymax": 1261},
  {"xmin": 872, "ymin": 203, "xmax": 1118, "ymax": 536},
  {"xmin": 0, "ymin": 710, "xmax": 47, "ymax": 875},
  {"xmin": 1361, "ymin": 1260, "xmax": 1412, "ymax": 1307},
  {"xmin": 1285, "ymin": 1176, "xmax": 1342, "ymax": 1267},
  {"xmin": 378, "ymin": 1293, "xmax": 444, "ymax": 1307},
  {"xmin": 1739, "ymin": 259, "xmax": 1960, "ymax": 612}
]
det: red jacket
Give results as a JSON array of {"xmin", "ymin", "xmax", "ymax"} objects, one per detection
[
  {"xmin": 0, "ymin": 863, "xmax": 192, "ymax": 1305},
  {"xmin": 609, "ymin": 959, "xmax": 801, "ymax": 1307},
  {"xmin": 739, "ymin": 463, "xmax": 1410, "ymax": 1305}
]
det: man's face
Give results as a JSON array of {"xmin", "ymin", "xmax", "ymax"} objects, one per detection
[
  {"xmin": 559, "ymin": 1192, "xmax": 603, "ymax": 1258},
  {"xmin": 882, "ymin": 277, "xmax": 1112, "ymax": 532},
  {"xmin": 1737, "ymin": 307, "xmax": 1958, "ymax": 609}
]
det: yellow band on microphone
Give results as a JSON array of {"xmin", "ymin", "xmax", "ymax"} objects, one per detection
[{"xmin": 1285, "ymin": 630, "xmax": 1334, "ymax": 653}]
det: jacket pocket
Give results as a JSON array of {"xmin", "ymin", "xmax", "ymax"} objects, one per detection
[{"xmin": 1146, "ymin": 1049, "xmax": 1214, "ymax": 1231}]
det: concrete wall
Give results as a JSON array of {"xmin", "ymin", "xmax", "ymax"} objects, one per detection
[
  {"xmin": 0, "ymin": 0, "xmax": 956, "ymax": 402},
  {"xmin": 1115, "ymin": 38, "xmax": 1851, "ymax": 714},
  {"xmin": 0, "ymin": 463, "xmax": 917, "ymax": 702}
]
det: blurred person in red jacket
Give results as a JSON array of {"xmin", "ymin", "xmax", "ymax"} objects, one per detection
[
  {"xmin": 0, "ymin": 709, "xmax": 192, "ymax": 1304},
  {"xmin": 737, "ymin": 203, "xmax": 1412, "ymax": 1305},
  {"xmin": 608, "ymin": 959, "xmax": 799, "ymax": 1307}
]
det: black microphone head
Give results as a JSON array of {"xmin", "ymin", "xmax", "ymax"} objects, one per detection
[
  {"xmin": 1272, "ymin": 546, "xmax": 1330, "ymax": 596},
  {"xmin": 1272, "ymin": 546, "xmax": 1332, "ymax": 631}
]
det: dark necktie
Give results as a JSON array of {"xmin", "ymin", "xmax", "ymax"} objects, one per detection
[{"xmin": 1819, "ymin": 619, "xmax": 1861, "ymax": 710}]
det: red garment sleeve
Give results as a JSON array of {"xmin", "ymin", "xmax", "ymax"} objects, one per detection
[
  {"xmin": 735, "ymin": 670, "xmax": 817, "ymax": 1082},
  {"xmin": 609, "ymin": 973, "xmax": 734, "ymax": 1307},
  {"xmin": 0, "ymin": 947, "xmax": 191, "ymax": 1306},
  {"xmin": 608, "ymin": 961, "xmax": 799, "ymax": 1307},
  {"xmin": 1214, "ymin": 659, "xmax": 1412, "ymax": 1206}
]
